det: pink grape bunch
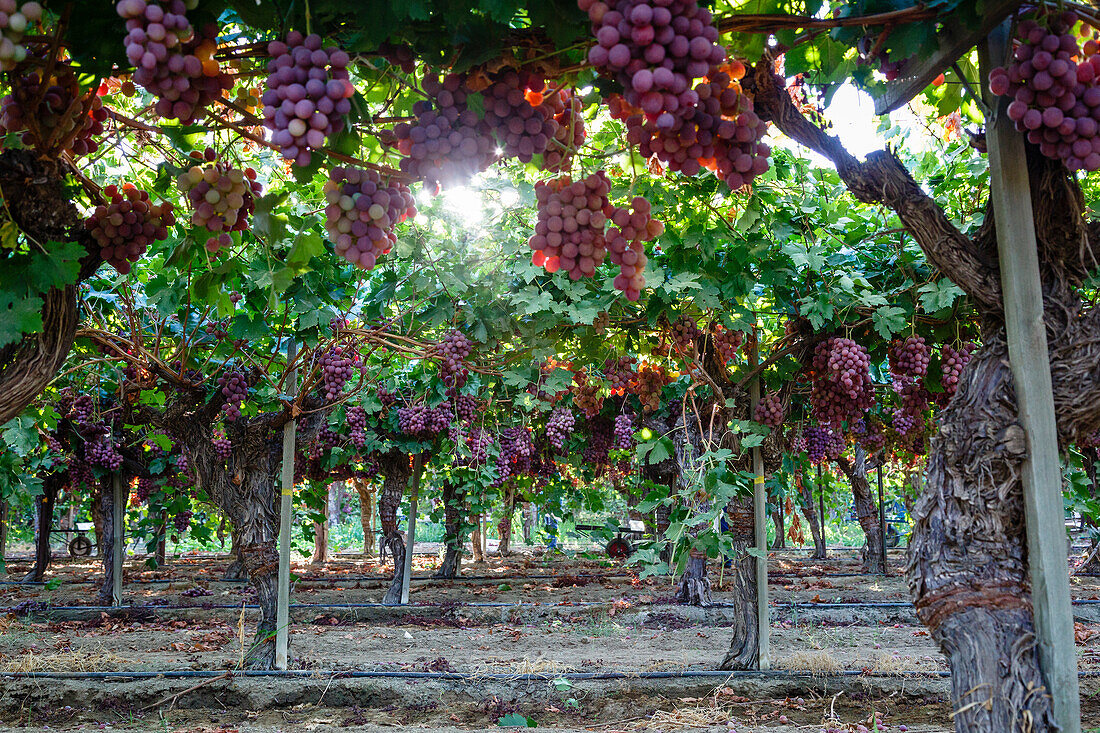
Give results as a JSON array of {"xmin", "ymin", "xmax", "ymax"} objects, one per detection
[
  {"xmin": 939, "ymin": 341, "xmax": 975, "ymax": 402},
  {"xmin": 437, "ymin": 330, "xmax": 473, "ymax": 386},
  {"xmin": 134, "ymin": 476, "xmax": 155, "ymax": 503},
  {"xmin": 988, "ymin": 11, "xmax": 1100, "ymax": 172},
  {"xmin": 669, "ymin": 314, "xmax": 701, "ymax": 349},
  {"xmin": 378, "ymin": 387, "xmax": 396, "ymax": 407},
  {"xmin": 603, "ymin": 355, "xmax": 636, "ymax": 393},
  {"xmin": 546, "ymin": 407, "xmax": 576, "ymax": 451},
  {"xmin": 579, "ymin": 0, "xmax": 726, "ymax": 123},
  {"xmin": 68, "ymin": 459, "xmax": 95, "ymax": 489},
  {"xmin": 753, "ymin": 391, "xmax": 784, "ymax": 428},
  {"xmin": 529, "ymin": 172, "xmax": 612, "ymax": 279},
  {"xmin": 318, "ymin": 346, "xmax": 356, "ymax": 401},
  {"xmin": 0, "ymin": 0, "xmax": 42, "ymax": 70},
  {"xmin": 480, "ymin": 68, "xmax": 561, "ymax": 162},
  {"xmin": 69, "ymin": 395, "xmax": 95, "ymax": 425},
  {"xmin": 176, "ymin": 148, "xmax": 262, "ymax": 254},
  {"xmin": 216, "ymin": 370, "xmax": 248, "ymax": 420},
  {"xmin": 322, "ymin": 167, "xmax": 416, "ymax": 271},
  {"xmin": 605, "ymin": 194, "xmax": 662, "ymax": 300},
  {"xmin": 892, "ymin": 380, "xmax": 930, "ymax": 436},
  {"xmin": 853, "ymin": 418, "xmax": 886, "ymax": 452},
  {"xmin": 803, "ymin": 425, "xmax": 837, "ymax": 464},
  {"xmin": 583, "ymin": 416, "xmax": 614, "ymax": 468},
  {"xmin": 262, "ymin": 31, "xmax": 355, "ymax": 167},
  {"xmin": 711, "ymin": 324, "xmax": 743, "ymax": 362},
  {"xmin": 86, "ymin": 183, "xmax": 176, "ymax": 275},
  {"xmin": 85, "ymin": 433, "xmax": 123, "ymax": 470},
  {"xmin": 173, "ymin": 510, "xmax": 193, "ymax": 534},
  {"xmin": 612, "ymin": 65, "xmax": 771, "ymax": 191},
  {"xmin": 346, "ymin": 406, "xmax": 366, "ymax": 448},
  {"xmin": 385, "ymin": 72, "xmax": 498, "ymax": 191},
  {"xmin": 397, "ymin": 404, "xmax": 429, "ymax": 435},
  {"xmin": 496, "ymin": 426, "xmax": 535, "ymax": 484},
  {"xmin": 0, "ymin": 62, "xmax": 108, "ymax": 156},
  {"xmin": 212, "ymin": 428, "xmax": 231, "ymax": 461},
  {"xmin": 809, "ymin": 337, "xmax": 875, "ymax": 428},
  {"xmin": 117, "ymin": 0, "xmax": 231, "ymax": 123},
  {"xmin": 453, "ymin": 394, "xmax": 478, "ymax": 423},
  {"xmin": 888, "ymin": 335, "xmax": 930, "ymax": 382},
  {"xmin": 613, "ymin": 412, "xmax": 635, "ymax": 450}
]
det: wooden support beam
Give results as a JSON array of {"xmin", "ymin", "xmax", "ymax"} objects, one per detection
[
  {"xmin": 111, "ymin": 473, "xmax": 124, "ymax": 607},
  {"xmin": 399, "ymin": 454, "xmax": 423, "ymax": 606},
  {"xmin": 979, "ymin": 22, "xmax": 1081, "ymax": 733},
  {"xmin": 275, "ymin": 339, "xmax": 297, "ymax": 671},
  {"xmin": 748, "ymin": 329, "xmax": 770, "ymax": 670},
  {"xmin": 872, "ymin": 0, "xmax": 1022, "ymax": 115},
  {"xmin": 877, "ymin": 464, "xmax": 888, "ymax": 575}
]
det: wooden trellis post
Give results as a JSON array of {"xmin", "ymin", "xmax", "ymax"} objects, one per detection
[
  {"xmin": 978, "ymin": 22, "xmax": 1081, "ymax": 732},
  {"xmin": 748, "ymin": 328, "xmax": 770, "ymax": 670},
  {"xmin": 275, "ymin": 339, "xmax": 297, "ymax": 671},
  {"xmin": 399, "ymin": 454, "xmax": 423, "ymax": 605},
  {"xmin": 111, "ymin": 473, "xmax": 124, "ymax": 606}
]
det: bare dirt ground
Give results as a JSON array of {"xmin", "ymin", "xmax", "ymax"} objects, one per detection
[{"xmin": 1, "ymin": 548, "xmax": 1097, "ymax": 731}]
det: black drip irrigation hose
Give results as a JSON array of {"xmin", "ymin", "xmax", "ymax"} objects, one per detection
[{"xmin": 6, "ymin": 599, "xmax": 1099, "ymax": 614}]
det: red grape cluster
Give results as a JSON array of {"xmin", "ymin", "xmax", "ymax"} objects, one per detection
[
  {"xmin": 86, "ymin": 183, "xmax": 176, "ymax": 274},
  {"xmin": 0, "ymin": 62, "xmax": 108, "ymax": 156},
  {"xmin": 809, "ymin": 337, "xmax": 875, "ymax": 428},
  {"xmin": 891, "ymin": 380, "xmax": 930, "ymax": 436},
  {"xmin": 603, "ymin": 355, "xmax": 636, "ymax": 393},
  {"xmin": 217, "ymin": 370, "xmax": 247, "ymax": 420},
  {"xmin": 571, "ymin": 369, "xmax": 604, "ymax": 418},
  {"xmin": 579, "ymin": 0, "xmax": 725, "ymax": 123},
  {"xmin": 888, "ymin": 335, "xmax": 930, "ymax": 381},
  {"xmin": 378, "ymin": 387, "xmax": 396, "ymax": 407},
  {"xmin": 853, "ymin": 418, "xmax": 886, "ymax": 452},
  {"xmin": 386, "ymin": 72, "xmax": 498, "ymax": 191},
  {"xmin": 480, "ymin": 68, "xmax": 560, "ymax": 162},
  {"xmin": 613, "ymin": 65, "xmax": 771, "ymax": 191},
  {"xmin": 803, "ymin": 425, "xmax": 837, "ymax": 464},
  {"xmin": 262, "ymin": 32, "xmax": 355, "ymax": 167},
  {"xmin": 134, "ymin": 476, "xmax": 155, "ymax": 503},
  {"xmin": 173, "ymin": 510, "xmax": 193, "ymax": 534},
  {"xmin": 988, "ymin": 11, "xmax": 1100, "ymax": 172},
  {"xmin": 346, "ymin": 406, "xmax": 366, "ymax": 448},
  {"xmin": 633, "ymin": 363, "xmax": 670, "ymax": 412},
  {"xmin": 546, "ymin": 407, "xmax": 576, "ymax": 451},
  {"xmin": 436, "ymin": 329, "xmax": 472, "ymax": 385},
  {"xmin": 318, "ymin": 346, "xmax": 355, "ymax": 400},
  {"xmin": 117, "ymin": 0, "xmax": 230, "ymax": 123},
  {"xmin": 496, "ymin": 426, "xmax": 535, "ymax": 483},
  {"xmin": 613, "ymin": 412, "xmax": 635, "ymax": 450},
  {"xmin": 711, "ymin": 324, "xmax": 743, "ymax": 362},
  {"xmin": 939, "ymin": 341, "xmax": 975, "ymax": 400},
  {"xmin": 322, "ymin": 167, "xmax": 416, "ymax": 271},
  {"xmin": 753, "ymin": 392, "xmax": 784, "ymax": 428},
  {"xmin": 606, "ymin": 195, "xmax": 661, "ymax": 300},
  {"xmin": 457, "ymin": 426, "xmax": 492, "ymax": 467},
  {"xmin": 212, "ymin": 428, "xmax": 231, "ymax": 460},
  {"xmin": 69, "ymin": 459, "xmax": 95, "ymax": 489},
  {"xmin": 69, "ymin": 395, "xmax": 95, "ymax": 425},
  {"xmin": 582, "ymin": 416, "xmax": 614, "ymax": 467},
  {"xmin": 85, "ymin": 434, "xmax": 123, "ymax": 470},
  {"xmin": 529, "ymin": 172, "xmax": 611, "ymax": 278},
  {"xmin": 397, "ymin": 404, "xmax": 428, "ymax": 435},
  {"xmin": 0, "ymin": 1, "xmax": 42, "ymax": 70},
  {"xmin": 176, "ymin": 451, "xmax": 189, "ymax": 475},
  {"xmin": 670, "ymin": 315, "xmax": 701, "ymax": 349},
  {"xmin": 453, "ymin": 394, "xmax": 478, "ymax": 423},
  {"xmin": 176, "ymin": 148, "xmax": 261, "ymax": 253}
]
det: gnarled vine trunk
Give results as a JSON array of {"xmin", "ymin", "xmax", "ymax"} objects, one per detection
[
  {"xmin": 837, "ymin": 445, "xmax": 884, "ymax": 574},
  {"xmin": 720, "ymin": 496, "xmax": 759, "ymax": 670},
  {"xmin": 497, "ymin": 482, "xmax": 516, "ymax": 556},
  {"xmin": 96, "ymin": 476, "xmax": 121, "ymax": 605},
  {"xmin": 470, "ymin": 514, "xmax": 485, "ymax": 564},
  {"xmin": 769, "ymin": 503, "xmax": 785, "ymax": 550},
  {"xmin": 796, "ymin": 470, "xmax": 826, "ymax": 559},
  {"xmin": 351, "ymin": 478, "xmax": 376, "ymax": 557},
  {"xmin": 222, "ymin": 524, "xmax": 249, "ymax": 581},
  {"xmin": 24, "ymin": 473, "xmax": 62, "ymax": 583},
  {"xmin": 378, "ymin": 451, "xmax": 411, "ymax": 605},
  {"xmin": 435, "ymin": 481, "xmax": 466, "ymax": 579}
]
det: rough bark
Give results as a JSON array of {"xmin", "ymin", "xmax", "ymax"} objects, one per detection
[
  {"xmin": 470, "ymin": 514, "xmax": 486, "ymax": 564},
  {"xmin": 496, "ymin": 482, "xmax": 516, "ymax": 556},
  {"xmin": 222, "ymin": 524, "xmax": 249, "ymax": 581},
  {"xmin": 836, "ymin": 445, "xmax": 885, "ymax": 574},
  {"xmin": 378, "ymin": 451, "xmax": 411, "ymax": 605},
  {"xmin": 796, "ymin": 470, "xmax": 826, "ymax": 560},
  {"xmin": 435, "ymin": 481, "xmax": 466, "ymax": 579},
  {"xmin": 769, "ymin": 504, "xmax": 785, "ymax": 550},
  {"xmin": 96, "ymin": 477, "xmax": 119, "ymax": 605},
  {"xmin": 521, "ymin": 501, "xmax": 534, "ymax": 544},
  {"xmin": 310, "ymin": 520, "xmax": 328, "ymax": 565},
  {"xmin": 0, "ymin": 151, "xmax": 100, "ymax": 426},
  {"xmin": 24, "ymin": 473, "xmax": 62, "ymax": 582},
  {"xmin": 720, "ymin": 497, "xmax": 759, "ymax": 670},
  {"xmin": 154, "ymin": 511, "xmax": 166, "ymax": 567},
  {"xmin": 674, "ymin": 409, "xmax": 713, "ymax": 606},
  {"xmin": 352, "ymin": 478, "xmax": 376, "ymax": 557},
  {"xmin": 676, "ymin": 552, "xmax": 712, "ymax": 605}
]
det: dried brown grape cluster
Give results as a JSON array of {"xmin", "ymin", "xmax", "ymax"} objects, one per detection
[
  {"xmin": 86, "ymin": 183, "xmax": 176, "ymax": 274},
  {"xmin": 176, "ymin": 148, "xmax": 261, "ymax": 253}
]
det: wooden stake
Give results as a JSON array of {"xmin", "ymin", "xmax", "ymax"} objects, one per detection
[
  {"xmin": 877, "ymin": 464, "xmax": 888, "ymax": 576},
  {"xmin": 748, "ymin": 329, "xmax": 770, "ymax": 670},
  {"xmin": 275, "ymin": 339, "xmax": 297, "ymax": 671},
  {"xmin": 399, "ymin": 454, "xmax": 423, "ymax": 605},
  {"xmin": 979, "ymin": 23, "xmax": 1081, "ymax": 732},
  {"xmin": 817, "ymin": 463, "xmax": 826, "ymax": 555},
  {"xmin": 111, "ymin": 473, "xmax": 124, "ymax": 607}
]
